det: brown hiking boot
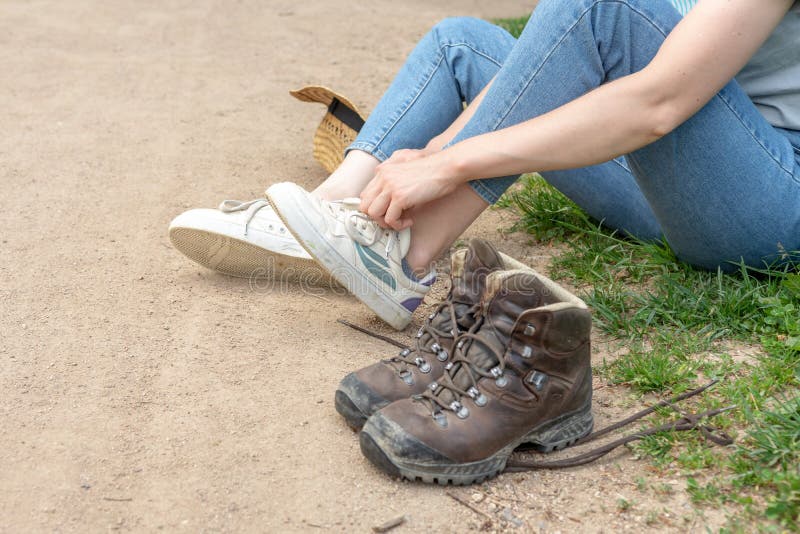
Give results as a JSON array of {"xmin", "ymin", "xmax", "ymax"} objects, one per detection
[
  {"xmin": 335, "ymin": 239, "xmax": 528, "ymax": 430},
  {"xmin": 359, "ymin": 269, "xmax": 594, "ymax": 485}
]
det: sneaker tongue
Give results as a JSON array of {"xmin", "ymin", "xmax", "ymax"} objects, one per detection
[
  {"xmin": 396, "ymin": 227, "xmax": 412, "ymax": 258},
  {"xmin": 439, "ymin": 270, "xmax": 548, "ymax": 404}
]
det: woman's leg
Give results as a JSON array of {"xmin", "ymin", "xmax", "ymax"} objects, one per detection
[
  {"xmin": 407, "ymin": 0, "xmax": 800, "ymax": 271},
  {"xmin": 313, "ymin": 17, "xmax": 517, "ymax": 200}
]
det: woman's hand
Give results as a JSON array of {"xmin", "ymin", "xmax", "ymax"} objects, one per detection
[{"xmin": 359, "ymin": 149, "xmax": 460, "ymax": 230}]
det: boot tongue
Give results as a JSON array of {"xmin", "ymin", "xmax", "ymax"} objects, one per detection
[
  {"xmin": 438, "ymin": 270, "xmax": 546, "ymax": 404},
  {"xmin": 448, "ymin": 239, "xmax": 505, "ymax": 329},
  {"xmin": 420, "ymin": 239, "xmax": 506, "ymax": 342}
]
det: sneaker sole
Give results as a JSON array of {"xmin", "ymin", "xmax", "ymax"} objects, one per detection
[
  {"xmin": 265, "ymin": 185, "xmax": 412, "ymax": 330},
  {"xmin": 169, "ymin": 226, "xmax": 336, "ymax": 285},
  {"xmin": 360, "ymin": 404, "xmax": 594, "ymax": 485}
]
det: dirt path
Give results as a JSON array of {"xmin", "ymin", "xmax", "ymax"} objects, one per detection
[{"xmin": 1, "ymin": 1, "xmax": 726, "ymax": 532}]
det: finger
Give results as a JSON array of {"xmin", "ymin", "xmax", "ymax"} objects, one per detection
[
  {"xmin": 372, "ymin": 216, "xmax": 391, "ymax": 229},
  {"xmin": 384, "ymin": 199, "xmax": 407, "ymax": 231},
  {"xmin": 367, "ymin": 191, "xmax": 391, "ymax": 220},
  {"xmin": 359, "ymin": 178, "xmax": 380, "ymax": 212}
]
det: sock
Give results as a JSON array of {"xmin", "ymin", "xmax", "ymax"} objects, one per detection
[{"xmin": 402, "ymin": 259, "xmax": 436, "ymax": 286}]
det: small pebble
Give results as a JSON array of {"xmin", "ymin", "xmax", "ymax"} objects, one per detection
[{"xmin": 471, "ymin": 493, "xmax": 484, "ymax": 503}]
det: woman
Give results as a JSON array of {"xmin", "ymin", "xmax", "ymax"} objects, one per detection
[{"xmin": 171, "ymin": 0, "xmax": 800, "ymax": 329}]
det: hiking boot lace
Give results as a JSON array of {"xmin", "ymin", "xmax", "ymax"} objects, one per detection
[
  {"xmin": 414, "ymin": 310, "xmax": 515, "ymax": 419},
  {"xmin": 385, "ymin": 299, "xmax": 480, "ymax": 377}
]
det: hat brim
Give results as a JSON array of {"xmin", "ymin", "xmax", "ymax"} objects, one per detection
[{"xmin": 289, "ymin": 86, "xmax": 364, "ymax": 119}]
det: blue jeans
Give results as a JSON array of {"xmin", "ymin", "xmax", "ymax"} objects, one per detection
[{"xmin": 348, "ymin": 0, "xmax": 800, "ymax": 271}]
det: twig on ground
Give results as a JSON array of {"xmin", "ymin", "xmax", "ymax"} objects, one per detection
[{"xmin": 446, "ymin": 491, "xmax": 493, "ymax": 521}]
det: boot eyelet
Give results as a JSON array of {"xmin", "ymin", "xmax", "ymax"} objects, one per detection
[
  {"xmin": 444, "ymin": 362, "xmax": 454, "ymax": 371},
  {"xmin": 436, "ymin": 349, "xmax": 448, "ymax": 362},
  {"xmin": 521, "ymin": 346, "xmax": 533, "ymax": 358},
  {"xmin": 450, "ymin": 401, "xmax": 469, "ymax": 420},
  {"xmin": 429, "ymin": 381, "xmax": 438, "ymax": 391},
  {"xmin": 449, "ymin": 401, "xmax": 469, "ymax": 420},
  {"xmin": 430, "ymin": 343, "xmax": 441, "ymax": 353},
  {"xmin": 524, "ymin": 323, "xmax": 536, "ymax": 336},
  {"xmin": 490, "ymin": 367, "xmax": 508, "ymax": 388},
  {"xmin": 398, "ymin": 370, "xmax": 414, "ymax": 386},
  {"xmin": 428, "ymin": 312, "xmax": 436, "ymax": 320},
  {"xmin": 415, "ymin": 357, "xmax": 431, "ymax": 374},
  {"xmin": 467, "ymin": 386, "xmax": 488, "ymax": 407},
  {"xmin": 433, "ymin": 411, "xmax": 448, "ymax": 428},
  {"xmin": 400, "ymin": 348, "xmax": 411, "ymax": 357},
  {"xmin": 416, "ymin": 328, "xmax": 424, "ymax": 338}
]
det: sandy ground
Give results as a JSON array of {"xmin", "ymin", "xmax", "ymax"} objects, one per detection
[{"xmin": 1, "ymin": 1, "xmax": 730, "ymax": 532}]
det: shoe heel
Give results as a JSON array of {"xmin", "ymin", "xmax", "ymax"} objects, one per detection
[{"xmin": 523, "ymin": 405, "xmax": 593, "ymax": 453}]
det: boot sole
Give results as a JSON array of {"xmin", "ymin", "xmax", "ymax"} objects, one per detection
[
  {"xmin": 169, "ymin": 227, "xmax": 335, "ymax": 285},
  {"xmin": 360, "ymin": 404, "xmax": 593, "ymax": 485},
  {"xmin": 334, "ymin": 390, "xmax": 369, "ymax": 431}
]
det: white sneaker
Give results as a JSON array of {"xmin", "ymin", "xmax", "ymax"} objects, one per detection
[
  {"xmin": 265, "ymin": 182, "xmax": 435, "ymax": 330},
  {"xmin": 168, "ymin": 199, "xmax": 330, "ymax": 284}
]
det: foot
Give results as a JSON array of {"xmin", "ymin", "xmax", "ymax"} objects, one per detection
[
  {"xmin": 169, "ymin": 199, "xmax": 331, "ymax": 284},
  {"xmin": 359, "ymin": 269, "xmax": 594, "ymax": 485},
  {"xmin": 265, "ymin": 182, "xmax": 435, "ymax": 330},
  {"xmin": 334, "ymin": 239, "xmax": 518, "ymax": 430}
]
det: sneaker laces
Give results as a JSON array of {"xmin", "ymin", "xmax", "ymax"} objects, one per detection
[
  {"xmin": 218, "ymin": 199, "xmax": 274, "ymax": 236},
  {"xmin": 326, "ymin": 199, "xmax": 399, "ymax": 259}
]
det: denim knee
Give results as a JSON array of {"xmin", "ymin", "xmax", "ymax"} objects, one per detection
[
  {"xmin": 529, "ymin": 0, "xmax": 679, "ymax": 40},
  {"xmin": 429, "ymin": 17, "xmax": 498, "ymax": 47}
]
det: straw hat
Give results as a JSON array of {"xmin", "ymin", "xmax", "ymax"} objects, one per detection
[{"xmin": 290, "ymin": 86, "xmax": 367, "ymax": 173}]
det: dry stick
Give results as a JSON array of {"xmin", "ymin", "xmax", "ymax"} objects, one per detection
[
  {"xmin": 102, "ymin": 497, "xmax": 133, "ymax": 502},
  {"xmin": 445, "ymin": 491, "xmax": 493, "ymax": 521},
  {"xmin": 337, "ymin": 319, "xmax": 407, "ymax": 349}
]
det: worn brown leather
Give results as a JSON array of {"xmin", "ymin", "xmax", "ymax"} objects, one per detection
[
  {"xmin": 337, "ymin": 239, "xmax": 510, "ymax": 420},
  {"xmin": 377, "ymin": 271, "xmax": 592, "ymax": 463}
]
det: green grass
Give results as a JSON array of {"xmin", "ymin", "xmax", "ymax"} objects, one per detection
[
  {"xmin": 498, "ymin": 173, "xmax": 800, "ymax": 530},
  {"xmin": 494, "ymin": 15, "xmax": 530, "ymax": 38}
]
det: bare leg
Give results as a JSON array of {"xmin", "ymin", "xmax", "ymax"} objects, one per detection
[
  {"xmin": 313, "ymin": 150, "xmax": 380, "ymax": 200},
  {"xmin": 404, "ymin": 184, "xmax": 489, "ymax": 274}
]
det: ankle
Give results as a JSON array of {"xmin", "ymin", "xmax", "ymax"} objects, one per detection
[
  {"xmin": 312, "ymin": 149, "xmax": 380, "ymax": 200},
  {"xmin": 404, "ymin": 246, "xmax": 436, "ymax": 279}
]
